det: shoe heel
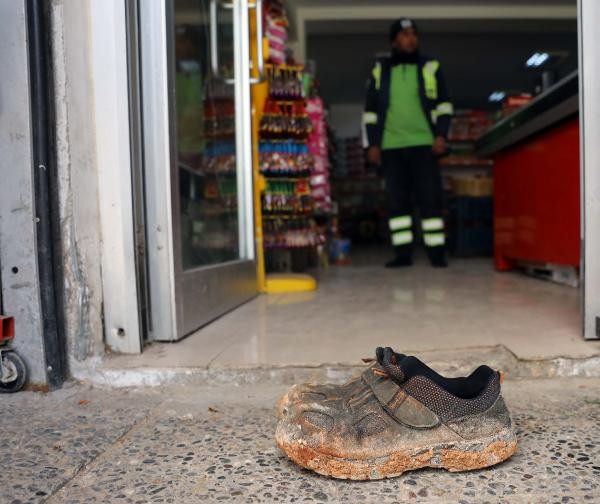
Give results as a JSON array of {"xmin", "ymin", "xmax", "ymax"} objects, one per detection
[
  {"xmin": 438, "ymin": 395, "xmax": 518, "ymax": 471},
  {"xmin": 438, "ymin": 425, "xmax": 517, "ymax": 472}
]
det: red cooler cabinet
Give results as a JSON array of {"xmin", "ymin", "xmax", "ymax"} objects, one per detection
[{"xmin": 493, "ymin": 117, "xmax": 580, "ymax": 271}]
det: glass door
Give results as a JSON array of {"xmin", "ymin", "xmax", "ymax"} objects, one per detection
[{"xmin": 140, "ymin": 0, "xmax": 259, "ymax": 340}]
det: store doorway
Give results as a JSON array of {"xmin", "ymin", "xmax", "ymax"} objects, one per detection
[
  {"xmin": 137, "ymin": 0, "xmax": 259, "ymax": 342},
  {"xmin": 110, "ymin": 0, "xmax": 600, "ymax": 369}
]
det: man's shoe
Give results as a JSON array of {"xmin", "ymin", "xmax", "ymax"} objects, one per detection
[
  {"xmin": 385, "ymin": 256, "xmax": 413, "ymax": 268},
  {"xmin": 428, "ymin": 247, "xmax": 448, "ymax": 268},
  {"xmin": 431, "ymin": 257, "xmax": 448, "ymax": 268},
  {"xmin": 276, "ymin": 347, "xmax": 517, "ymax": 480}
]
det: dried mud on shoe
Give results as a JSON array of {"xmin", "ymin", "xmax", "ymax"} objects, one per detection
[{"xmin": 275, "ymin": 348, "xmax": 518, "ymax": 480}]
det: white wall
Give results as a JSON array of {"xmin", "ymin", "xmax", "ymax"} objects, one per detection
[
  {"xmin": 49, "ymin": 0, "xmax": 141, "ymax": 363},
  {"xmin": 49, "ymin": 0, "xmax": 105, "ymax": 364}
]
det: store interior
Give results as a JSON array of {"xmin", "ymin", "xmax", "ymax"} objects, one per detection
[
  {"xmin": 120, "ymin": 0, "xmax": 600, "ymax": 369},
  {"xmin": 293, "ymin": 12, "xmax": 578, "ymax": 272}
]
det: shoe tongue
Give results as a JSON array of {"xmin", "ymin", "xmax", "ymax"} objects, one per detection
[{"xmin": 375, "ymin": 347, "xmax": 407, "ymax": 383}]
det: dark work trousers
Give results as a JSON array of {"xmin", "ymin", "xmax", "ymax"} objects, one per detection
[{"xmin": 381, "ymin": 146, "xmax": 446, "ymax": 262}]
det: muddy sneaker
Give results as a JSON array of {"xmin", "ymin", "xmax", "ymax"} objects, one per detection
[
  {"xmin": 275, "ymin": 347, "xmax": 517, "ymax": 480},
  {"xmin": 276, "ymin": 349, "xmax": 407, "ymax": 420}
]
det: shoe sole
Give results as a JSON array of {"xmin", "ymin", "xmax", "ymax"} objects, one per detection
[{"xmin": 275, "ymin": 422, "xmax": 517, "ymax": 480}]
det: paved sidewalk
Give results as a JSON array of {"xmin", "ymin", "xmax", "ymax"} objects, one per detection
[{"xmin": 2, "ymin": 378, "xmax": 600, "ymax": 503}]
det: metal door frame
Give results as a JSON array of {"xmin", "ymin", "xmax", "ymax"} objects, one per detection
[
  {"xmin": 579, "ymin": 0, "xmax": 600, "ymax": 339},
  {"xmin": 0, "ymin": 0, "xmax": 47, "ymax": 383},
  {"xmin": 89, "ymin": 0, "xmax": 143, "ymax": 353},
  {"xmin": 140, "ymin": 0, "xmax": 256, "ymax": 342}
]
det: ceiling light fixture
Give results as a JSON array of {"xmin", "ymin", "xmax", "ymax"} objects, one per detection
[
  {"xmin": 488, "ymin": 91, "xmax": 506, "ymax": 103},
  {"xmin": 526, "ymin": 52, "xmax": 550, "ymax": 68}
]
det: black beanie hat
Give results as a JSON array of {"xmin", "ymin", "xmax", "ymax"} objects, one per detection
[{"xmin": 389, "ymin": 18, "xmax": 418, "ymax": 41}]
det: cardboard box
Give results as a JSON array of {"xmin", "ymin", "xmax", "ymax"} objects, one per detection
[{"xmin": 451, "ymin": 176, "xmax": 494, "ymax": 197}]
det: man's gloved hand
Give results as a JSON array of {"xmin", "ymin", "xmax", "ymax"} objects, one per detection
[
  {"xmin": 367, "ymin": 146, "xmax": 382, "ymax": 166},
  {"xmin": 432, "ymin": 136, "xmax": 447, "ymax": 155}
]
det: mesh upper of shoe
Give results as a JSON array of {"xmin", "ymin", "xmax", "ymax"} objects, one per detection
[
  {"xmin": 297, "ymin": 373, "xmax": 500, "ymax": 438},
  {"xmin": 355, "ymin": 413, "xmax": 388, "ymax": 437},
  {"xmin": 292, "ymin": 349, "xmax": 501, "ymax": 438},
  {"xmin": 373, "ymin": 347, "xmax": 501, "ymax": 422},
  {"xmin": 402, "ymin": 372, "xmax": 500, "ymax": 423},
  {"xmin": 302, "ymin": 411, "xmax": 334, "ymax": 432}
]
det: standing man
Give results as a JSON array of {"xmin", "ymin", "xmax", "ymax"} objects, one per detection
[{"xmin": 363, "ymin": 18, "xmax": 453, "ymax": 268}]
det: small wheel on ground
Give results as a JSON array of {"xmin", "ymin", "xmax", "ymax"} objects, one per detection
[{"xmin": 0, "ymin": 351, "xmax": 27, "ymax": 393}]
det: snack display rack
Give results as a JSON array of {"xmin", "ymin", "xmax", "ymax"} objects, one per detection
[
  {"xmin": 257, "ymin": 63, "xmax": 325, "ymax": 273},
  {"xmin": 250, "ymin": 8, "xmax": 317, "ymax": 292}
]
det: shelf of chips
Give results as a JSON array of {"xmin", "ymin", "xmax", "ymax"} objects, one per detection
[
  {"xmin": 440, "ymin": 110, "xmax": 495, "ymax": 171},
  {"xmin": 262, "ymin": 178, "xmax": 312, "ymax": 215},
  {"xmin": 260, "ymin": 64, "xmax": 324, "ymax": 255},
  {"xmin": 263, "ymin": 217, "xmax": 323, "ymax": 249},
  {"xmin": 195, "ymin": 78, "xmax": 237, "ymax": 178},
  {"xmin": 259, "ymin": 141, "xmax": 312, "ymax": 177}
]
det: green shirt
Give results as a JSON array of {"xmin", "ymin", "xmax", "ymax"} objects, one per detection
[{"xmin": 382, "ymin": 64, "xmax": 434, "ymax": 150}]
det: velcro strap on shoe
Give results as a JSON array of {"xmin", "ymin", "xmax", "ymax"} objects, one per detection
[
  {"xmin": 362, "ymin": 365, "xmax": 399, "ymax": 403},
  {"xmin": 362, "ymin": 366, "xmax": 440, "ymax": 428}
]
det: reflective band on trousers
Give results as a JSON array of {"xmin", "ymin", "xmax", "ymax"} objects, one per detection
[
  {"xmin": 424, "ymin": 232, "xmax": 446, "ymax": 247},
  {"xmin": 422, "ymin": 217, "xmax": 444, "ymax": 232},
  {"xmin": 392, "ymin": 230, "xmax": 413, "ymax": 246},
  {"xmin": 422, "ymin": 60, "xmax": 440, "ymax": 99},
  {"xmin": 363, "ymin": 111, "xmax": 378, "ymax": 125},
  {"xmin": 389, "ymin": 215, "xmax": 412, "ymax": 231},
  {"xmin": 436, "ymin": 101, "xmax": 454, "ymax": 116}
]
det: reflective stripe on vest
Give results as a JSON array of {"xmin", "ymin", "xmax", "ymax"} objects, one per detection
[
  {"xmin": 389, "ymin": 215, "xmax": 412, "ymax": 231},
  {"xmin": 436, "ymin": 101, "xmax": 454, "ymax": 116},
  {"xmin": 372, "ymin": 63, "xmax": 382, "ymax": 90},
  {"xmin": 422, "ymin": 60, "xmax": 440, "ymax": 100},
  {"xmin": 391, "ymin": 230, "xmax": 414, "ymax": 246},
  {"xmin": 363, "ymin": 111, "xmax": 378, "ymax": 125},
  {"xmin": 424, "ymin": 232, "xmax": 445, "ymax": 247}
]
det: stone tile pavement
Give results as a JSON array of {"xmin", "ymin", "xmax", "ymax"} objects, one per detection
[{"xmin": 2, "ymin": 378, "xmax": 599, "ymax": 503}]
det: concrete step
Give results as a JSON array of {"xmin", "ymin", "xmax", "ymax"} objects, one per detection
[{"xmin": 74, "ymin": 345, "xmax": 600, "ymax": 388}]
